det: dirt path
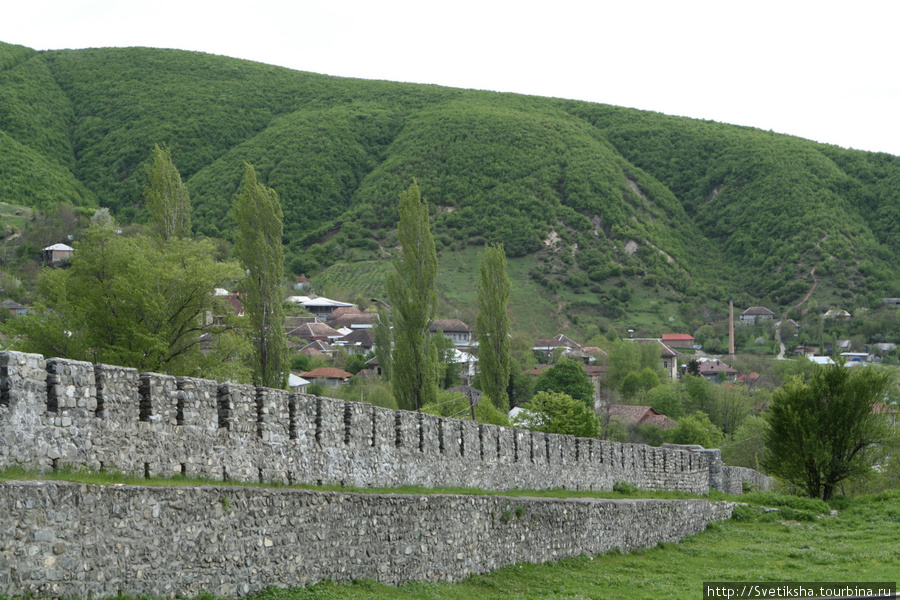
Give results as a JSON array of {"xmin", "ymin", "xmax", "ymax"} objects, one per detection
[
  {"xmin": 776, "ymin": 267, "xmax": 817, "ymax": 360},
  {"xmin": 791, "ymin": 267, "xmax": 818, "ymax": 312}
]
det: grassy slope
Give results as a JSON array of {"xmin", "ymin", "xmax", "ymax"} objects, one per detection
[{"xmin": 3, "ymin": 43, "xmax": 900, "ymax": 333}]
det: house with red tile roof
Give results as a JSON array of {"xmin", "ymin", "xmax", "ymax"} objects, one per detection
[
  {"xmin": 300, "ymin": 367, "xmax": 353, "ymax": 387},
  {"xmin": 298, "ymin": 340, "xmax": 335, "ymax": 356},
  {"xmin": 288, "ymin": 322, "xmax": 343, "ymax": 342},
  {"xmin": 698, "ymin": 358, "xmax": 739, "ymax": 382},
  {"xmin": 661, "ymin": 333, "xmax": 694, "ymax": 348},
  {"xmin": 607, "ymin": 405, "xmax": 676, "ymax": 429}
]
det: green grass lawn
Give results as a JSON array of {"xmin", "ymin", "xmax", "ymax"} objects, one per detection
[{"xmin": 0, "ymin": 201, "xmax": 33, "ymax": 232}]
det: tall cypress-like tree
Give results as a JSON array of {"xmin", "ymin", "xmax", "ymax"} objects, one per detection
[
  {"xmin": 476, "ymin": 243, "xmax": 512, "ymax": 410},
  {"xmin": 144, "ymin": 143, "xmax": 191, "ymax": 241},
  {"xmin": 373, "ymin": 304, "xmax": 393, "ymax": 382},
  {"xmin": 233, "ymin": 163, "xmax": 289, "ymax": 389},
  {"xmin": 386, "ymin": 181, "xmax": 439, "ymax": 411}
]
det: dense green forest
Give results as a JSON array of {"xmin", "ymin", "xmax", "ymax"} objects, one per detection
[{"xmin": 2, "ymin": 40, "xmax": 900, "ymax": 337}]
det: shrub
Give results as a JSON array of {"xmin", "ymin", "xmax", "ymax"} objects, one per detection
[{"xmin": 612, "ymin": 481, "xmax": 638, "ymax": 495}]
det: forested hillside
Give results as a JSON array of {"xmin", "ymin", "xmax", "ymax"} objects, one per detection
[{"xmin": 2, "ymin": 40, "xmax": 899, "ymax": 336}]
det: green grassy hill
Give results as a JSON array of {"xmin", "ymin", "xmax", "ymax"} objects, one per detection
[{"xmin": 2, "ymin": 40, "xmax": 900, "ymax": 336}]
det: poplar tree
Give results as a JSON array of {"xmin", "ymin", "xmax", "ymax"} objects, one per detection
[
  {"xmin": 233, "ymin": 163, "xmax": 289, "ymax": 389},
  {"xmin": 145, "ymin": 143, "xmax": 191, "ymax": 240},
  {"xmin": 373, "ymin": 304, "xmax": 393, "ymax": 382},
  {"xmin": 386, "ymin": 181, "xmax": 439, "ymax": 411},
  {"xmin": 476, "ymin": 243, "xmax": 511, "ymax": 410}
]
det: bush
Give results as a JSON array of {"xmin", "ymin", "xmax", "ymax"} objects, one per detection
[
  {"xmin": 738, "ymin": 492, "xmax": 830, "ymax": 514},
  {"xmin": 730, "ymin": 504, "xmax": 763, "ymax": 522},
  {"xmin": 612, "ymin": 481, "xmax": 638, "ymax": 495}
]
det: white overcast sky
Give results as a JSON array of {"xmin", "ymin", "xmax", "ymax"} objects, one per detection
[{"xmin": 3, "ymin": 0, "xmax": 899, "ymax": 156}]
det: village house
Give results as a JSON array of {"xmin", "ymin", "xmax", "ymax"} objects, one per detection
[
  {"xmin": 607, "ymin": 405, "xmax": 676, "ymax": 430},
  {"xmin": 625, "ymin": 338, "xmax": 680, "ymax": 380},
  {"xmin": 793, "ymin": 345, "xmax": 819, "ymax": 358},
  {"xmin": 297, "ymin": 340, "xmax": 335, "ymax": 357},
  {"xmin": 429, "ymin": 319, "xmax": 473, "ymax": 347},
  {"xmin": 334, "ymin": 328, "xmax": 375, "ymax": 354},
  {"xmin": 288, "ymin": 373, "xmax": 310, "ymax": 394},
  {"xmin": 784, "ymin": 319, "xmax": 801, "ymax": 335},
  {"xmin": 1, "ymin": 300, "xmax": 27, "ymax": 315},
  {"xmin": 840, "ymin": 352, "xmax": 872, "ymax": 363},
  {"xmin": 583, "ymin": 364, "xmax": 607, "ymax": 405},
  {"xmin": 697, "ymin": 358, "xmax": 739, "ymax": 382},
  {"xmin": 532, "ymin": 334, "xmax": 581, "ymax": 361},
  {"xmin": 300, "ymin": 367, "xmax": 353, "ymax": 387},
  {"xmin": 661, "ymin": 333, "xmax": 694, "ymax": 349},
  {"xmin": 42, "ymin": 243, "xmax": 74, "ymax": 264},
  {"xmin": 287, "ymin": 322, "xmax": 343, "ymax": 343},
  {"xmin": 738, "ymin": 306, "xmax": 775, "ymax": 326},
  {"xmin": 286, "ymin": 295, "xmax": 357, "ymax": 320},
  {"xmin": 328, "ymin": 311, "xmax": 379, "ymax": 332}
]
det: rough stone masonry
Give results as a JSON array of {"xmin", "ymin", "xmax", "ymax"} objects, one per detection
[
  {"xmin": 0, "ymin": 350, "xmax": 767, "ymax": 597},
  {"xmin": 0, "ymin": 351, "xmax": 769, "ymax": 494},
  {"xmin": 0, "ymin": 481, "xmax": 736, "ymax": 598}
]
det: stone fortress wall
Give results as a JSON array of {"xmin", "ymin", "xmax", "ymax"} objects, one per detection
[
  {"xmin": 0, "ymin": 351, "xmax": 768, "ymax": 495},
  {"xmin": 0, "ymin": 350, "xmax": 769, "ymax": 597},
  {"xmin": 0, "ymin": 481, "xmax": 736, "ymax": 599}
]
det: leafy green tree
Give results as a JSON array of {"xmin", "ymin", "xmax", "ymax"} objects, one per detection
[
  {"xmin": 421, "ymin": 389, "xmax": 509, "ymax": 426},
  {"xmin": 334, "ymin": 377, "xmax": 397, "ymax": 409},
  {"xmin": 646, "ymin": 382, "xmax": 684, "ymax": 418},
  {"xmin": 685, "ymin": 358, "xmax": 701, "ymax": 377},
  {"xmin": 514, "ymin": 391, "xmax": 600, "ymax": 438},
  {"xmin": 763, "ymin": 363, "xmax": 896, "ymax": 500},
  {"xmin": 606, "ymin": 340, "xmax": 640, "ymax": 391},
  {"xmin": 386, "ymin": 181, "xmax": 439, "ymax": 411},
  {"xmin": 373, "ymin": 304, "xmax": 392, "ymax": 381},
  {"xmin": 343, "ymin": 352, "xmax": 369, "ymax": 375},
  {"xmin": 680, "ymin": 373, "xmax": 716, "ymax": 414},
  {"xmin": 4, "ymin": 224, "xmax": 248, "ymax": 379},
  {"xmin": 619, "ymin": 372, "xmax": 642, "ymax": 399},
  {"xmin": 476, "ymin": 243, "xmax": 511, "ymax": 410},
  {"xmin": 664, "ymin": 411, "xmax": 725, "ymax": 448},
  {"xmin": 433, "ymin": 330, "xmax": 462, "ymax": 389},
  {"xmin": 710, "ymin": 384, "xmax": 751, "ymax": 434},
  {"xmin": 722, "ymin": 415, "xmax": 768, "ymax": 470},
  {"xmin": 534, "ymin": 357, "xmax": 594, "ymax": 407},
  {"xmin": 638, "ymin": 342, "xmax": 666, "ymax": 380},
  {"xmin": 233, "ymin": 163, "xmax": 289, "ymax": 389},
  {"xmin": 144, "ymin": 143, "xmax": 191, "ymax": 240}
]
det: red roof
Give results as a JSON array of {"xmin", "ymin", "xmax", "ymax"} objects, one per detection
[
  {"xmin": 301, "ymin": 367, "xmax": 353, "ymax": 380},
  {"xmin": 608, "ymin": 405, "xmax": 676, "ymax": 429},
  {"xmin": 662, "ymin": 334, "xmax": 694, "ymax": 341}
]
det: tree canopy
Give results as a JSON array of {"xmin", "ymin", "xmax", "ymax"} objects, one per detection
[
  {"xmin": 514, "ymin": 390, "xmax": 600, "ymax": 438},
  {"xmin": 386, "ymin": 181, "xmax": 439, "ymax": 411},
  {"xmin": 4, "ymin": 225, "xmax": 248, "ymax": 379},
  {"xmin": 3, "ymin": 43, "xmax": 900, "ymax": 326},
  {"xmin": 476, "ymin": 243, "xmax": 511, "ymax": 410},
  {"xmin": 763, "ymin": 362, "xmax": 897, "ymax": 500},
  {"xmin": 144, "ymin": 143, "xmax": 191, "ymax": 240},
  {"xmin": 534, "ymin": 357, "xmax": 595, "ymax": 407},
  {"xmin": 233, "ymin": 163, "xmax": 289, "ymax": 389}
]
